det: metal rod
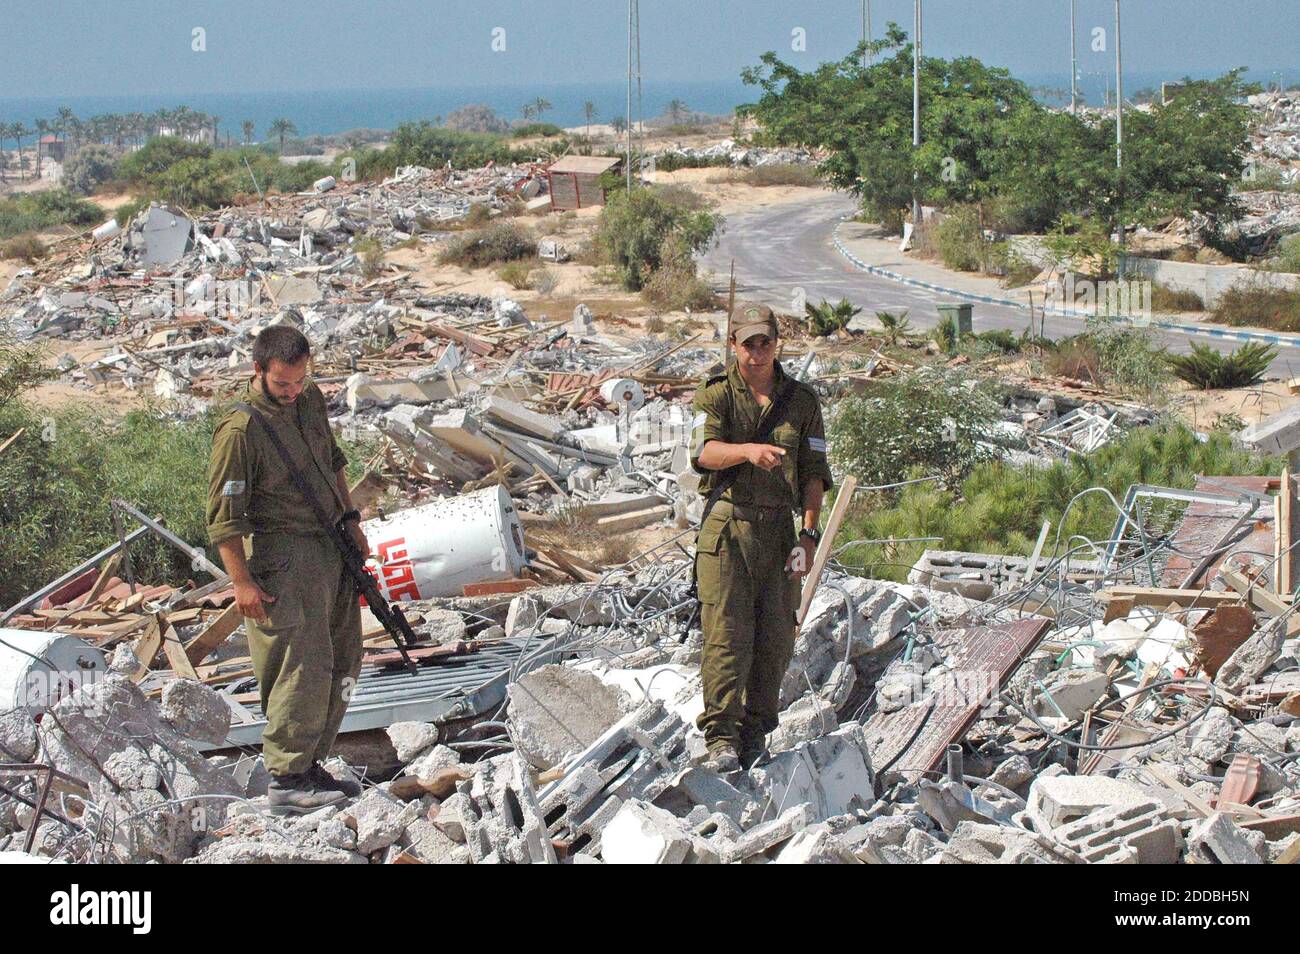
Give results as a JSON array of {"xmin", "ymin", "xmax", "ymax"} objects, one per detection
[
  {"xmin": 1070, "ymin": 0, "xmax": 1078, "ymax": 115},
  {"xmin": 912, "ymin": 0, "xmax": 922, "ymax": 227},
  {"xmin": 946, "ymin": 744, "xmax": 963, "ymax": 784},
  {"xmin": 110, "ymin": 507, "xmax": 138, "ymax": 595},
  {"xmin": 110, "ymin": 499, "xmax": 225, "ymax": 578}
]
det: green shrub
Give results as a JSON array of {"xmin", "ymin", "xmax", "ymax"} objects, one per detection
[
  {"xmin": 1, "ymin": 235, "xmax": 47, "ymax": 263},
  {"xmin": 439, "ymin": 222, "xmax": 537, "ymax": 268},
  {"xmin": 594, "ymin": 186, "xmax": 721, "ymax": 291},
  {"xmin": 0, "ymin": 189, "xmax": 104, "ymax": 239},
  {"xmin": 804, "ymin": 298, "xmax": 860, "ymax": 336},
  {"xmin": 63, "ymin": 144, "xmax": 119, "ymax": 196},
  {"xmin": 1212, "ymin": 280, "xmax": 1300, "ymax": 332},
  {"xmin": 652, "ymin": 153, "xmax": 731, "ymax": 173},
  {"xmin": 511, "ymin": 122, "xmax": 564, "ymax": 138},
  {"xmin": 1150, "ymin": 282, "xmax": 1205, "ymax": 312},
  {"xmin": 1266, "ymin": 235, "xmax": 1300, "ymax": 275},
  {"xmin": 827, "ymin": 370, "xmax": 1003, "ymax": 489},
  {"xmin": 935, "ymin": 316, "xmax": 958, "ymax": 354},
  {"xmin": 530, "ymin": 268, "xmax": 559, "ymax": 295},
  {"xmin": 876, "ymin": 309, "xmax": 912, "ymax": 345},
  {"xmin": 836, "ymin": 422, "xmax": 1278, "ymax": 581},
  {"xmin": 498, "ymin": 260, "xmax": 532, "ymax": 289},
  {"xmin": 354, "ymin": 235, "xmax": 385, "ymax": 279},
  {"xmin": 641, "ymin": 238, "xmax": 716, "ymax": 310},
  {"xmin": 1167, "ymin": 341, "xmax": 1276, "ymax": 389},
  {"xmin": 1083, "ymin": 319, "xmax": 1171, "ymax": 397},
  {"xmin": 972, "ymin": 328, "xmax": 1020, "ymax": 353},
  {"xmin": 933, "ymin": 204, "xmax": 989, "ymax": 272},
  {"xmin": 740, "ymin": 163, "xmax": 821, "ymax": 187}
]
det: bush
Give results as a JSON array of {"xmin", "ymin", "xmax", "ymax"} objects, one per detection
[
  {"xmin": 63, "ymin": 144, "xmax": 119, "ymax": 196},
  {"xmin": 827, "ymin": 369, "xmax": 1003, "ymax": 489},
  {"xmin": 1266, "ymin": 235, "xmax": 1300, "ymax": 275},
  {"xmin": 530, "ymin": 268, "xmax": 559, "ymax": 295},
  {"xmin": 933, "ymin": 204, "xmax": 989, "ymax": 272},
  {"xmin": 876, "ymin": 309, "xmax": 912, "ymax": 345},
  {"xmin": 0, "ymin": 189, "xmax": 105, "ymax": 239},
  {"xmin": 1212, "ymin": 280, "xmax": 1300, "ymax": 332},
  {"xmin": 1167, "ymin": 341, "xmax": 1276, "ymax": 389},
  {"xmin": 1083, "ymin": 320, "xmax": 1171, "ymax": 397},
  {"xmin": 498, "ymin": 260, "xmax": 532, "ymax": 289},
  {"xmin": 935, "ymin": 316, "xmax": 958, "ymax": 354},
  {"xmin": 641, "ymin": 238, "xmax": 716, "ymax": 310},
  {"xmin": 804, "ymin": 298, "xmax": 860, "ymax": 336},
  {"xmin": 354, "ymin": 235, "xmax": 385, "ymax": 279},
  {"xmin": 652, "ymin": 153, "xmax": 731, "ymax": 173},
  {"xmin": 972, "ymin": 328, "xmax": 1020, "ymax": 353},
  {"xmin": 837, "ymin": 422, "xmax": 1278, "ymax": 581},
  {"xmin": 1150, "ymin": 282, "xmax": 1205, "ymax": 312},
  {"xmin": 1, "ymin": 235, "xmax": 47, "ymax": 263},
  {"xmin": 511, "ymin": 122, "xmax": 564, "ymax": 138},
  {"xmin": 444, "ymin": 105, "xmax": 511, "ymax": 134},
  {"xmin": 439, "ymin": 222, "xmax": 537, "ymax": 268},
  {"xmin": 594, "ymin": 186, "xmax": 721, "ymax": 291},
  {"xmin": 740, "ymin": 163, "xmax": 821, "ymax": 187}
]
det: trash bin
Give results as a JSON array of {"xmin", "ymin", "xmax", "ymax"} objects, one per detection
[{"xmin": 936, "ymin": 303, "xmax": 973, "ymax": 338}]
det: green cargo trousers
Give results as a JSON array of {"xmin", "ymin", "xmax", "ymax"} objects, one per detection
[
  {"xmin": 695, "ymin": 501, "xmax": 798, "ymax": 753},
  {"xmin": 245, "ymin": 532, "xmax": 363, "ymax": 776}
]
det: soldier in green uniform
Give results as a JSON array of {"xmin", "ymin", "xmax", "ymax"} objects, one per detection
[
  {"xmin": 206, "ymin": 325, "xmax": 366, "ymax": 814},
  {"xmin": 690, "ymin": 303, "xmax": 834, "ymax": 773}
]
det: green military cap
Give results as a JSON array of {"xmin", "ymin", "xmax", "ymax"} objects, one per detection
[{"xmin": 733, "ymin": 302, "xmax": 777, "ymax": 343}]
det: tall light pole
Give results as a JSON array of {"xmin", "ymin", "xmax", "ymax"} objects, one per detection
[
  {"xmin": 626, "ymin": 0, "xmax": 633, "ymax": 191},
  {"xmin": 912, "ymin": 0, "xmax": 922, "ymax": 227},
  {"xmin": 1070, "ymin": 0, "xmax": 1078, "ymax": 115},
  {"xmin": 1114, "ymin": 0, "xmax": 1125, "ymax": 278},
  {"xmin": 862, "ymin": 0, "xmax": 873, "ymax": 67}
]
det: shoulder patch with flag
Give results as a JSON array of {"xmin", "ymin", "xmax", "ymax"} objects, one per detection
[
  {"xmin": 222, "ymin": 480, "xmax": 246, "ymax": 496},
  {"xmin": 808, "ymin": 437, "xmax": 827, "ymax": 453}
]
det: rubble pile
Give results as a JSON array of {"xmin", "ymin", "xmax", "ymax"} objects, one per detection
[{"xmin": 653, "ymin": 140, "xmax": 818, "ymax": 167}]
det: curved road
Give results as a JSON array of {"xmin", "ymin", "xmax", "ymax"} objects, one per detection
[{"xmin": 700, "ymin": 191, "xmax": 1300, "ymax": 376}]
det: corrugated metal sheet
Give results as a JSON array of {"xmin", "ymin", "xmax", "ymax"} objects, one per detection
[
  {"xmin": 548, "ymin": 156, "xmax": 622, "ymax": 175},
  {"xmin": 1161, "ymin": 476, "xmax": 1275, "ymax": 587},
  {"xmin": 862, "ymin": 618, "xmax": 1051, "ymax": 781},
  {"xmin": 205, "ymin": 636, "xmax": 563, "ymax": 749}
]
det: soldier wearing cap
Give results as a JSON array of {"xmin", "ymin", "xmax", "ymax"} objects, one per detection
[{"xmin": 689, "ymin": 303, "xmax": 833, "ymax": 772}]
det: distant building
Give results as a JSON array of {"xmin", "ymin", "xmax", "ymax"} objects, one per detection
[
  {"xmin": 546, "ymin": 156, "xmax": 622, "ymax": 210},
  {"xmin": 37, "ymin": 135, "xmax": 64, "ymax": 163},
  {"xmin": 39, "ymin": 156, "xmax": 63, "ymax": 182}
]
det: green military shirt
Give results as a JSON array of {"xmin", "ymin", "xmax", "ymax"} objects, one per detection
[
  {"xmin": 689, "ymin": 360, "xmax": 834, "ymax": 511},
  {"xmin": 206, "ymin": 377, "xmax": 348, "ymax": 547}
]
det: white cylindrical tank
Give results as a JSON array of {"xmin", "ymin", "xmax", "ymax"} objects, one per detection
[
  {"xmin": 360, "ymin": 485, "xmax": 528, "ymax": 600},
  {"xmin": 313, "ymin": 175, "xmax": 337, "ymax": 193},
  {"xmin": 92, "ymin": 219, "xmax": 122, "ymax": 242},
  {"xmin": 0, "ymin": 629, "xmax": 109, "ymax": 713},
  {"xmin": 600, "ymin": 377, "xmax": 646, "ymax": 412}
]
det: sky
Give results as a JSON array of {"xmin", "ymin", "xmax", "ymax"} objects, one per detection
[{"xmin": 0, "ymin": 0, "xmax": 1295, "ymax": 99}]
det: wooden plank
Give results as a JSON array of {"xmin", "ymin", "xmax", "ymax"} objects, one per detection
[
  {"xmin": 1093, "ymin": 586, "xmax": 1244, "ymax": 609},
  {"xmin": 82, "ymin": 553, "xmax": 122, "ymax": 606},
  {"xmin": 1279, "ymin": 468, "xmax": 1296, "ymax": 596},
  {"xmin": 1140, "ymin": 763, "xmax": 1213, "ymax": 818},
  {"xmin": 130, "ymin": 615, "xmax": 165, "ymax": 682},
  {"xmin": 159, "ymin": 616, "xmax": 200, "ymax": 680},
  {"xmin": 1220, "ymin": 568, "xmax": 1300, "ymax": 636},
  {"xmin": 183, "ymin": 603, "xmax": 243, "ymax": 666},
  {"xmin": 796, "ymin": 475, "xmax": 858, "ymax": 627}
]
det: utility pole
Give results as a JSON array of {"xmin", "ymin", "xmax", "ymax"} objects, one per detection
[
  {"xmin": 1069, "ymin": 0, "xmax": 1078, "ymax": 115},
  {"xmin": 862, "ymin": 0, "xmax": 873, "ymax": 67},
  {"xmin": 626, "ymin": 0, "xmax": 633, "ymax": 191},
  {"xmin": 912, "ymin": 0, "xmax": 922, "ymax": 228},
  {"xmin": 1115, "ymin": 0, "xmax": 1125, "ymax": 279}
]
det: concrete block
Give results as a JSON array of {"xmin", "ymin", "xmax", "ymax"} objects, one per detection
[
  {"xmin": 601, "ymin": 800, "xmax": 693, "ymax": 864},
  {"xmin": 1031, "ymin": 668, "xmax": 1109, "ymax": 721},
  {"xmin": 940, "ymin": 821, "xmax": 1082, "ymax": 864},
  {"xmin": 1051, "ymin": 801, "xmax": 1183, "ymax": 864},
  {"xmin": 386, "ymin": 721, "xmax": 440, "ymax": 764},
  {"xmin": 508, "ymin": 664, "xmax": 630, "ymax": 771},
  {"xmin": 724, "ymin": 803, "xmax": 815, "ymax": 862},
  {"xmin": 1187, "ymin": 812, "xmax": 1266, "ymax": 864},
  {"xmin": 773, "ymin": 825, "xmax": 861, "ymax": 864},
  {"xmin": 1027, "ymin": 775, "xmax": 1163, "ymax": 831},
  {"xmin": 484, "ymin": 395, "xmax": 566, "ymax": 443},
  {"xmin": 1240, "ymin": 402, "xmax": 1300, "ymax": 456}
]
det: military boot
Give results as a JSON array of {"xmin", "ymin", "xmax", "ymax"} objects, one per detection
[
  {"xmin": 308, "ymin": 762, "xmax": 362, "ymax": 798},
  {"xmin": 267, "ymin": 772, "xmax": 347, "ymax": 815}
]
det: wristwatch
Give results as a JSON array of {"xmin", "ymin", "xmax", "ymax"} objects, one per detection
[
  {"xmin": 341, "ymin": 509, "xmax": 362, "ymax": 524},
  {"xmin": 799, "ymin": 528, "xmax": 821, "ymax": 544}
]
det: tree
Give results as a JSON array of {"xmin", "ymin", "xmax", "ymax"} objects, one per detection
[
  {"xmin": 445, "ymin": 105, "xmax": 508, "ymax": 133},
  {"xmin": 611, "ymin": 115, "xmax": 628, "ymax": 135},
  {"xmin": 520, "ymin": 103, "xmax": 535, "ymax": 121},
  {"xmin": 595, "ymin": 186, "xmax": 722, "ymax": 290},
  {"xmin": 267, "ymin": 118, "xmax": 297, "ymax": 154},
  {"xmin": 63, "ymin": 143, "xmax": 117, "ymax": 196},
  {"xmin": 583, "ymin": 100, "xmax": 597, "ymax": 138},
  {"xmin": 242, "ymin": 120, "xmax": 255, "ymax": 144},
  {"xmin": 532, "ymin": 97, "xmax": 551, "ymax": 118},
  {"xmin": 13, "ymin": 122, "xmax": 30, "ymax": 180},
  {"xmin": 666, "ymin": 98, "xmax": 689, "ymax": 125}
]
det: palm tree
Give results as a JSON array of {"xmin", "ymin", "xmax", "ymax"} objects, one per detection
[
  {"xmin": 209, "ymin": 114, "xmax": 221, "ymax": 146},
  {"xmin": 18, "ymin": 121, "xmax": 35, "ymax": 178},
  {"xmin": 267, "ymin": 117, "xmax": 297, "ymax": 154},
  {"xmin": 611, "ymin": 116, "xmax": 628, "ymax": 135},
  {"xmin": 532, "ymin": 97, "xmax": 552, "ymax": 119},
  {"xmin": 56, "ymin": 106, "xmax": 76, "ymax": 146},
  {"xmin": 0, "ymin": 123, "xmax": 11, "ymax": 181},
  {"xmin": 241, "ymin": 120, "xmax": 255, "ymax": 144},
  {"xmin": 583, "ymin": 100, "xmax": 597, "ymax": 138},
  {"xmin": 666, "ymin": 99, "xmax": 688, "ymax": 125},
  {"xmin": 520, "ymin": 103, "xmax": 535, "ymax": 121}
]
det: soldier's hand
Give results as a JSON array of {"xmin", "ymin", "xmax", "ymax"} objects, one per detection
[
  {"xmin": 786, "ymin": 537, "xmax": 816, "ymax": 580},
  {"xmin": 746, "ymin": 443, "xmax": 787, "ymax": 471},
  {"xmin": 234, "ymin": 579, "xmax": 275, "ymax": 621}
]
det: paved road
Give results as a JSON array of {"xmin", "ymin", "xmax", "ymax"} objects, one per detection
[{"xmin": 700, "ymin": 191, "xmax": 1300, "ymax": 377}]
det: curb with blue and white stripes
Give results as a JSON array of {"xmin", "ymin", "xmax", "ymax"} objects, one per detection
[{"xmin": 831, "ymin": 221, "xmax": 1300, "ymax": 351}]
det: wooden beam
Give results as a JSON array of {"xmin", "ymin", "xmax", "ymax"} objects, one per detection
[
  {"xmin": 1220, "ymin": 568, "xmax": 1300, "ymax": 636},
  {"xmin": 129, "ymin": 615, "xmax": 165, "ymax": 682},
  {"xmin": 796, "ymin": 475, "xmax": 858, "ymax": 627},
  {"xmin": 183, "ymin": 603, "xmax": 242, "ymax": 666},
  {"xmin": 1278, "ymin": 468, "xmax": 1296, "ymax": 597},
  {"xmin": 160, "ymin": 616, "xmax": 200, "ymax": 680},
  {"xmin": 1093, "ymin": 586, "xmax": 1244, "ymax": 609}
]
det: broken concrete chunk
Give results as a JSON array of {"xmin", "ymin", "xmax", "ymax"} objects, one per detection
[
  {"xmin": 507, "ymin": 664, "xmax": 630, "ymax": 771},
  {"xmin": 386, "ymin": 721, "xmax": 440, "ymax": 763},
  {"xmin": 158, "ymin": 678, "xmax": 232, "ymax": 746}
]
